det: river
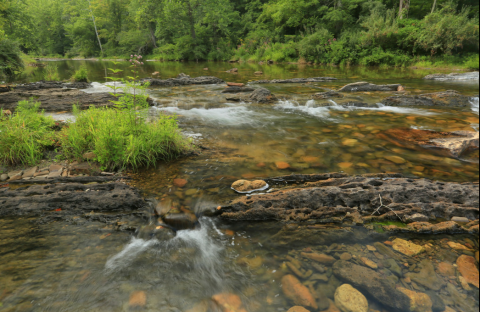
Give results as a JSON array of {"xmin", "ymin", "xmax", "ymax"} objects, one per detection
[{"xmin": 0, "ymin": 61, "xmax": 479, "ymax": 312}]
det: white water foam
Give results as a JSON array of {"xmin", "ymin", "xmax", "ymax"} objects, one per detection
[
  {"xmin": 471, "ymin": 97, "xmax": 479, "ymax": 115},
  {"xmin": 104, "ymin": 237, "xmax": 157, "ymax": 272},
  {"xmin": 154, "ymin": 105, "xmax": 265, "ymax": 126},
  {"xmin": 81, "ymin": 82, "xmax": 125, "ymax": 94},
  {"xmin": 275, "ymin": 100, "xmax": 333, "ymax": 119}
]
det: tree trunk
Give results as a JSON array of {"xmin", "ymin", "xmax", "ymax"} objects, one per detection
[
  {"xmin": 399, "ymin": 0, "xmax": 404, "ymax": 19},
  {"xmin": 431, "ymin": 0, "xmax": 437, "ymax": 13},
  {"xmin": 149, "ymin": 24, "xmax": 157, "ymax": 48},
  {"xmin": 186, "ymin": 1, "xmax": 196, "ymax": 41},
  {"xmin": 86, "ymin": 0, "xmax": 103, "ymax": 54}
]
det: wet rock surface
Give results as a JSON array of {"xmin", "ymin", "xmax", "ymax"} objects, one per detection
[
  {"xmin": 382, "ymin": 90, "xmax": 472, "ymax": 108},
  {"xmin": 424, "ymin": 72, "xmax": 479, "ymax": 81},
  {"xmin": 142, "ymin": 74, "xmax": 224, "ymax": 87},
  {"xmin": 219, "ymin": 173, "xmax": 479, "ymax": 223},
  {"xmin": 312, "ymin": 91, "xmax": 344, "ymax": 99},
  {"xmin": 339, "ymin": 82, "xmax": 403, "ymax": 92},
  {"xmin": 333, "ymin": 260, "xmax": 411, "ymax": 311},
  {"xmin": 251, "ymin": 77, "xmax": 337, "ymax": 84},
  {"xmin": 0, "ymin": 182, "xmax": 147, "ymax": 223},
  {"xmin": 248, "ymin": 87, "xmax": 277, "ymax": 103},
  {"xmin": 0, "ymin": 88, "xmax": 118, "ymax": 112},
  {"xmin": 221, "ymin": 86, "xmax": 255, "ymax": 93},
  {"xmin": 381, "ymin": 128, "xmax": 479, "ymax": 158}
]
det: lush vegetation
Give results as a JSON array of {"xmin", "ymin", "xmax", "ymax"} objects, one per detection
[
  {"xmin": 0, "ymin": 0, "xmax": 478, "ymax": 75},
  {"xmin": 0, "ymin": 101, "xmax": 57, "ymax": 166}
]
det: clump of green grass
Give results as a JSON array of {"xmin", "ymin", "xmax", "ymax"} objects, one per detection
[
  {"xmin": 464, "ymin": 54, "xmax": 479, "ymax": 70},
  {"xmin": 58, "ymin": 105, "xmax": 191, "ymax": 171},
  {"xmin": 44, "ymin": 63, "xmax": 60, "ymax": 81},
  {"xmin": 0, "ymin": 100, "xmax": 57, "ymax": 166},
  {"xmin": 71, "ymin": 65, "xmax": 89, "ymax": 82}
]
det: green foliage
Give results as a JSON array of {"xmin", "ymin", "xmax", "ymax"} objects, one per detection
[
  {"xmin": 0, "ymin": 39, "xmax": 24, "ymax": 77},
  {"xmin": 71, "ymin": 65, "xmax": 88, "ymax": 82},
  {"xmin": 58, "ymin": 106, "xmax": 189, "ymax": 171},
  {"xmin": 464, "ymin": 54, "xmax": 479, "ymax": 69},
  {"xmin": 0, "ymin": 100, "xmax": 57, "ymax": 166},
  {"xmin": 44, "ymin": 63, "xmax": 60, "ymax": 81}
]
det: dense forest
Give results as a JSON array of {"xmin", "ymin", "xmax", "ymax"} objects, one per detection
[{"xmin": 1, "ymin": 0, "xmax": 479, "ymax": 73}]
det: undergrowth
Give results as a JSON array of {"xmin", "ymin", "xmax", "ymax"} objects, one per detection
[{"xmin": 0, "ymin": 100, "xmax": 57, "ymax": 166}]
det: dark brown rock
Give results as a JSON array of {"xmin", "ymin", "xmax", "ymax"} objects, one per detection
[
  {"xmin": 252, "ymin": 77, "xmax": 337, "ymax": 84},
  {"xmin": 142, "ymin": 75, "xmax": 224, "ymax": 87},
  {"xmin": 339, "ymin": 82, "xmax": 402, "ymax": 92},
  {"xmin": 382, "ymin": 90, "xmax": 471, "ymax": 108},
  {"xmin": 312, "ymin": 91, "xmax": 344, "ymax": 99},
  {"xmin": 219, "ymin": 174, "xmax": 479, "ymax": 222},
  {"xmin": 221, "ymin": 86, "xmax": 255, "ymax": 93},
  {"xmin": 333, "ymin": 260, "xmax": 411, "ymax": 311},
  {"xmin": 248, "ymin": 87, "xmax": 277, "ymax": 103}
]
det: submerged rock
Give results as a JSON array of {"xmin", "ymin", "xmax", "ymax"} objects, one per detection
[
  {"xmin": 408, "ymin": 259, "xmax": 444, "ymax": 291},
  {"xmin": 392, "ymin": 238, "xmax": 425, "ymax": 256},
  {"xmin": 424, "ymin": 72, "xmax": 479, "ymax": 81},
  {"xmin": 211, "ymin": 293, "xmax": 247, "ymax": 312},
  {"xmin": 382, "ymin": 90, "xmax": 471, "ymax": 108},
  {"xmin": 312, "ymin": 91, "xmax": 344, "ymax": 99},
  {"xmin": 252, "ymin": 77, "xmax": 337, "ymax": 84},
  {"xmin": 163, "ymin": 212, "xmax": 198, "ymax": 230},
  {"xmin": 381, "ymin": 128, "xmax": 479, "ymax": 158},
  {"xmin": 334, "ymin": 284, "xmax": 368, "ymax": 312},
  {"xmin": 281, "ymin": 274, "xmax": 318, "ymax": 310},
  {"xmin": 457, "ymin": 255, "xmax": 479, "ymax": 288},
  {"xmin": 332, "ymin": 260, "xmax": 411, "ymax": 311},
  {"xmin": 338, "ymin": 82, "xmax": 403, "ymax": 92},
  {"xmin": 397, "ymin": 287, "xmax": 433, "ymax": 312}
]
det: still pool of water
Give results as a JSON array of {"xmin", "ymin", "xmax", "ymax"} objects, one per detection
[{"xmin": 1, "ymin": 61, "xmax": 479, "ymax": 311}]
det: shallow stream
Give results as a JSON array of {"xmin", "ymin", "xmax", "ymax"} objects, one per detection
[{"xmin": 1, "ymin": 61, "xmax": 479, "ymax": 312}]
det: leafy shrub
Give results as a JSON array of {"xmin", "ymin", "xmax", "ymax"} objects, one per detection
[
  {"xmin": 0, "ymin": 38, "xmax": 24, "ymax": 77},
  {"xmin": 0, "ymin": 100, "xmax": 57, "ymax": 166},
  {"xmin": 464, "ymin": 54, "xmax": 479, "ymax": 70},
  {"xmin": 71, "ymin": 65, "xmax": 88, "ymax": 82}
]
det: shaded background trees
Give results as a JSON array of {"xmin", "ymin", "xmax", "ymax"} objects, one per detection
[{"xmin": 0, "ymin": 0, "xmax": 478, "ymax": 68}]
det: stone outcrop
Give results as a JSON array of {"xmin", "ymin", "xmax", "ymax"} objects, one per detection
[
  {"xmin": 0, "ymin": 88, "xmax": 119, "ymax": 112},
  {"xmin": 332, "ymin": 260, "xmax": 411, "ymax": 311},
  {"xmin": 252, "ymin": 77, "xmax": 337, "ymax": 84},
  {"xmin": 380, "ymin": 129, "xmax": 479, "ymax": 158},
  {"xmin": 219, "ymin": 173, "xmax": 479, "ymax": 223},
  {"xmin": 12, "ymin": 81, "xmax": 91, "ymax": 90},
  {"xmin": 221, "ymin": 86, "xmax": 255, "ymax": 93},
  {"xmin": 424, "ymin": 72, "xmax": 479, "ymax": 81},
  {"xmin": 248, "ymin": 87, "xmax": 277, "ymax": 103},
  {"xmin": 338, "ymin": 82, "xmax": 403, "ymax": 92},
  {"xmin": 382, "ymin": 90, "xmax": 471, "ymax": 108},
  {"xmin": 142, "ymin": 74, "xmax": 224, "ymax": 87}
]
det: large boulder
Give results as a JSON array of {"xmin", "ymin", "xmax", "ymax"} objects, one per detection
[
  {"xmin": 382, "ymin": 90, "xmax": 471, "ymax": 108},
  {"xmin": 334, "ymin": 284, "xmax": 368, "ymax": 312},
  {"xmin": 248, "ymin": 87, "xmax": 277, "ymax": 103},
  {"xmin": 231, "ymin": 180, "xmax": 268, "ymax": 193},
  {"xmin": 332, "ymin": 260, "xmax": 411, "ymax": 311},
  {"xmin": 339, "ymin": 82, "xmax": 403, "ymax": 92}
]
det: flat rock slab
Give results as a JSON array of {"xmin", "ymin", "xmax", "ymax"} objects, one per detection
[
  {"xmin": 424, "ymin": 72, "xmax": 479, "ymax": 81},
  {"xmin": 221, "ymin": 86, "xmax": 255, "ymax": 93},
  {"xmin": 143, "ymin": 74, "xmax": 224, "ymax": 87},
  {"xmin": 381, "ymin": 128, "xmax": 479, "ymax": 158},
  {"xmin": 382, "ymin": 90, "xmax": 471, "ymax": 108},
  {"xmin": 0, "ymin": 182, "xmax": 146, "ymax": 216},
  {"xmin": 251, "ymin": 77, "xmax": 337, "ymax": 84},
  {"xmin": 339, "ymin": 82, "xmax": 402, "ymax": 92},
  {"xmin": 219, "ymin": 174, "xmax": 479, "ymax": 222},
  {"xmin": 0, "ymin": 88, "xmax": 118, "ymax": 112},
  {"xmin": 12, "ymin": 81, "xmax": 91, "ymax": 90}
]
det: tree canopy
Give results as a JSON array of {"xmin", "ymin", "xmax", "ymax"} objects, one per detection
[{"xmin": 0, "ymin": 0, "xmax": 478, "ymax": 65}]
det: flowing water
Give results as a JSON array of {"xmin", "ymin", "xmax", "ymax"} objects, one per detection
[{"xmin": 1, "ymin": 61, "xmax": 479, "ymax": 312}]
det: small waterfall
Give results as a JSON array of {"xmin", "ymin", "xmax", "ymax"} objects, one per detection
[
  {"xmin": 328, "ymin": 99, "xmax": 339, "ymax": 106},
  {"xmin": 306, "ymin": 99, "xmax": 316, "ymax": 107}
]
